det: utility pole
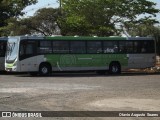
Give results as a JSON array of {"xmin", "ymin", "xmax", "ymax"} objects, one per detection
[
  {"xmin": 60, "ymin": 0, "xmax": 62, "ymax": 14},
  {"xmin": 59, "ymin": 0, "xmax": 62, "ymax": 35}
]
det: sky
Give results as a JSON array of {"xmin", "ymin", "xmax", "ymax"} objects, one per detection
[
  {"xmin": 22, "ymin": 0, "xmax": 58, "ymax": 17},
  {"xmin": 22, "ymin": 0, "xmax": 160, "ymax": 21}
]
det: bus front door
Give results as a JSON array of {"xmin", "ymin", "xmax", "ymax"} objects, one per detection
[{"xmin": 19, "ymin": 41, "xmax": 38, "ymax": 72}]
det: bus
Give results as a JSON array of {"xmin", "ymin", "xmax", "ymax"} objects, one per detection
[
  {"xmin": 5, "ymin": 36, "xmax": 156, "ymax": 75},
  {"xmin": 0, "ymin": 37, "xmax": 7, "ymax": 71}
]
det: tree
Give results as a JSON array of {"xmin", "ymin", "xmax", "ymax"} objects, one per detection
[
  {"xmin": 29, "ymin": 8, "xmax": 61, "ymax": 36},
  {"xmin": 123, "ymin": 18, "xmax": 160, "ymax": 55},
  {"xmin": 0, "ymin": 17, "xmax": 34, "ymax": 36},
  {"xmin": 0, "ymin": 0, "xmax": 37, "ymax": 28},
  {"xmin": 60, "ymin": 0, "xmax": 159, "ymax": 36},
  {"xmin": 0, "ymin": 8, "xmax": 61, "ymax": 36},
  {"xmin": 124, "ymin": 17, "xmax": 159, "ymax": 36}
]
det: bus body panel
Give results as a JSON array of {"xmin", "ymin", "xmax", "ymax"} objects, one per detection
[
  {"xmin": 5, "ymin": 36, "xmax": 156, "ymax": 73},
  {"xmin": 45, "ymin": 54, "xmax": 104, "ymax": 71},
  {"xmin": 17, "ymin": 55, "xmax": 44, "ymax": 72},
  {"xmin": 127, "ymin": 54, "xmax": 155, "ymax": 69}
]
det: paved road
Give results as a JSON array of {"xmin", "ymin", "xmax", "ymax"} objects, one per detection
[{"xmin": 0, "ymin": 72, "xmax": 160, "ymax": 120}]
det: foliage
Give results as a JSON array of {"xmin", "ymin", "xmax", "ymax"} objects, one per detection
[
  {"xmin": 0, "ymin": 0, "xmax": 37, "ymax": 28},
  {"xmin": 60, "ymin": 0, "xmax": 159, "ymax": 36},
  {"xmin": 0, "ymin": 18, "xmax": 32, "ymax": 36},
  {"xmin": 0, "ymin": 8, "xmax": 60, "ymax": 36},
  {"xmin": 123, "ymin": 17, "xmax": 160, "ymax": 55},
  {"xmin": 30, "ymin": 8, "xmax": 61, "ymax": 36},
  {"xmin": 1, "ymin": 0, "xmax": 160, "ymax": 38},
  {"xmin": 124, "ymin": 17, "xmax": 159, "ymax": 36}
]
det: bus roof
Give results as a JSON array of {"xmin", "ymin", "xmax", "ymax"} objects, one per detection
[
  {"xmin": 46, "ymin": 36, "xmax": 127, "ymax": 41},
  {"xmin": 8, "ymin": 36, "xmax": 154, "ymax": 41},
  {"xmin": 46, "ymin": 36, "xmax": 154, "ymax": 41}
]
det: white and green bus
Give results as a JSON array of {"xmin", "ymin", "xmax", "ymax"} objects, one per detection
[
  {"xmin": 0, "ymin": 37, "xmax": 7, "ymax": 71},
  {"xmin": 5, "ymin": 36, "xmax": 156, "ymax": 75}
]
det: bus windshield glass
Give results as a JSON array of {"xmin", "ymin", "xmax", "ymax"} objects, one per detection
[{"xmin": 6, "ymin": 40, "xmax": 18, "ymax": 63}]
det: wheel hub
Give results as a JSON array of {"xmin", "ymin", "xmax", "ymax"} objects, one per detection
[{"xmin": 42, "ymin": 67, "xmax": 48, "ymax": 74}]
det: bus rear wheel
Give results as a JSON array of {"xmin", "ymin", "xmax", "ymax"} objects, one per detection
[
  {"xmin": 109, "ymin": 62, "xmax": 121, "ymax": 74},
  {"xmin": 39, "ymin": 63, "xmax": 51, "ymax": 76}
]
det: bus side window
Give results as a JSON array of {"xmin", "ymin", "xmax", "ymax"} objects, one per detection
[
  {"xmin": 134, "ymin": 42, "xmax": 138, "ymax": 53},
  {"xmin": 20, "ymin": 45, "xmax": 25, "ymax": 56},
  {"xmin": 70, "ymin": 41, "xmax": 86, "ymax": 54},
  {"xmin": 119, "ymin": 42, "xmax": 126, "ymax": 53},
  {"xmin": 119, "ymin": 41, "xmax": 134, "ymax": 53},
  {"xmin": 26, "ymin": 44, "xmax": 34, "ymax": 55},
  {"xmin": 53, "ymin": 41, "xmax": 69, "ymax": 53},
  {"xmin": 141, "ymin": 47, "xmax": 146, "ymax": 53},
  {"xmin": 0, "ymin": 43, "xmax": 4, "ymax": 56},
  {"xmin": 103, "ymin": 41, "xmax": 118, "ymax": 54},
  {"xmin": 87, "ymin": 41, "xmax": 102, "ymax": 54},
  {"xmin": 134, "ymin": 41, "xmax": 154, "ymax": 53},
  {"xmin": 126, "ymin": 41, "xmax": 133, "ymax": 53},
  {"xmin": 147, "ymin": 41, "xmax": 154, "ymax": 53},
  {"xmin": 142, "ymin": 41, "xmax": 154, "ymax": 53},
  {"xmin": 38, "ymin": 41, "xmax": 52, "ymax": 54},
  {"xmin": 0, "ymin": 42, "xmax": 6, "ymax": 56}
]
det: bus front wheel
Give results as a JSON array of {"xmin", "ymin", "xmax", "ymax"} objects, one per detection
[
  {"xmin": 39, "ymin": 63, "xmax": 51, "ymax": 76},
  {"xmin": 109, "ymin": 62, "xmax": 121, "ymax": 74}
]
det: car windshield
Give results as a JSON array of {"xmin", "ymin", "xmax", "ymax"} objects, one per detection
[{"xmin": 6, "ymin": 42, "xmax": 18, "ymax": 63}]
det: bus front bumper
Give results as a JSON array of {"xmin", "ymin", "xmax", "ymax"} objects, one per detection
[{"xmin": 5, "ymin": 67, "xmax": 17, "ymax": 72}]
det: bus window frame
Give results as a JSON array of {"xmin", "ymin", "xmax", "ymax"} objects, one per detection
[{"xmin": 19, "ymin": 40, "xmax": 38, "ymax": 61}]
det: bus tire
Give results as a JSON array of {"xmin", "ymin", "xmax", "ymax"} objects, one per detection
[
  {"xmin": 109, "ymin": 62, "xmax": 121, "ymax": 74},
  {"xmin": 39, "ymin": 63, "xmax": 51, "ymax": 76}
]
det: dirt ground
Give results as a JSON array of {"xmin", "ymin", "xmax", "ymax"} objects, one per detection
[{"xmin": 0, "ymin": 72, "xmax": 160, "ymax": 120}]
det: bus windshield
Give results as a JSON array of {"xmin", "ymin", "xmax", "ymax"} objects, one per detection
[{"xmin": 6, "ymin": 42, "xmax": 18, "ymax": 63}]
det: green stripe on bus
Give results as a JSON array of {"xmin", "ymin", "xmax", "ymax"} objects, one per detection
[{"xmin": 45, "ymin": 54, "xmax": 128, "ymax": 67}]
